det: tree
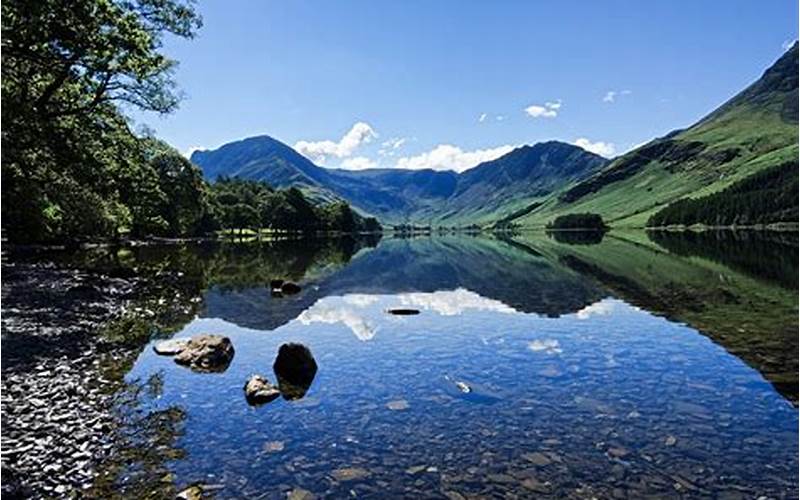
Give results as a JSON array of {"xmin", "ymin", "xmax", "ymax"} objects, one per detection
[
  {"xmin": 1, "ymin": 0, "xmax": 202, "ymax": 243},
  {"xmin": 148, "ymin": 146, "xmax": 210, "ymax": 236}
]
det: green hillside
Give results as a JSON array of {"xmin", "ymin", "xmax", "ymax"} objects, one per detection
[{"xmin": 513, "ymin": 43, "xmax": 798, "ymax": 228}]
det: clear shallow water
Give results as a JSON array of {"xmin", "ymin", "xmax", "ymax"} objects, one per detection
[{"xmin": 116, "ymin": 233, "xmax": 798, "ymax": 498}]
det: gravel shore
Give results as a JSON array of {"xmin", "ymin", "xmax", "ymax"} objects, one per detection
[{"xmin": 1, "ymin": 260, "xmax": 144, "ymax": 497}]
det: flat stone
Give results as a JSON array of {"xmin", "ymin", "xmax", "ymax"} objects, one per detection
[
  {"xmin": 177, "ymin": 485, "xmax": 203, "ymax": 500},
  {"xmin": 288, "ymin": 488, "xmax": 316, "ymax": 500},
  {"xmin": 153, "ymin": 338, "xmax": 189, "ymax": 355},
  {"xmin": 522, "ymin": 452, "xmax": 552, "ymax": 467},
  {"xmin": 331, "ymin": 467, "xmax": 371, "ymax": 482},
  {"xmin": 263, "ymin": 441, "xmax": 285, "ymax": 453},
  {"xmin": 405, "ymin": 465, "xmax": 427, "ymax": 475},
  {"xmin": 387, "ymin": 400, "xmax": 410, "ymax": 411}
]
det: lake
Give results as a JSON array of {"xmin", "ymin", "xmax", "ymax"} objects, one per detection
[{"xmin": 91, "ymin": 231, "xmax": 797, "ymax": 498}]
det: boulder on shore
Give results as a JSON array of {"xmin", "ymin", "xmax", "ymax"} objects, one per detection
[
  {"xmin": 244, "ymin": 374, "xmax": 280, "ymax": 405},
  {"xmin": 173, "ymin": 335, "xmax": 235, "ymax": 373},
  {"xmin": 273, "ymin": 343, "xmax": 317, "ymax": 400}
]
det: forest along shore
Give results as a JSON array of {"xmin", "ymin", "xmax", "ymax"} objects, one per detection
[{"xmin": 0, "ymin": 253, "xmax": 200, "ymax": 497}]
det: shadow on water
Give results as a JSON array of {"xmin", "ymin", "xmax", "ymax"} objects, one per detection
[
  {"xmin": 89, "ymin": 372, "xmax": 187, "ymax": 499},
  {"xmin": 648, "ymin": 230, "xmax": 798, "ymax": 289},
  {"xmin": 545, "ymin": 230, "xmax": 606, "ymax": 245},
  {"xmin": 517, "ymin": 230, "xmax": 798, "ymax": 403}
]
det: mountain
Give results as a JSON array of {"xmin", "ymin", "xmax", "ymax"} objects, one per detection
[
  {"xmin": 510, "ymin": 43, "xmax": 798, "ymax": 227},
  {"xmin": 192, "ymin": 45, "xmax": 797, "ymax": 228},
  {"xmin": 191, "ymin": 137, "xmax": 608, "ymax": 224}
]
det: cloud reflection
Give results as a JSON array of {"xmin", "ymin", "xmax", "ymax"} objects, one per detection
[
  {"xmin": 297, "ymin": 288, "xmax": 517, "ymax": 341},
  {"xmin": 399, "ymin": 288, "xmax": 517, "ymax": 316}
]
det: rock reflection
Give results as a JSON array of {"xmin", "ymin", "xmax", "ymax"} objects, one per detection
[{"xmin": 273, "ymin": 343, "xmax": 318, "ymax": 401}]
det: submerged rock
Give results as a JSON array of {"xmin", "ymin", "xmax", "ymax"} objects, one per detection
[
  {"xmin": 262, "ymin": 440, "xmax": 285, "ymax": 453},
  {"xmin": 273, "ymin": 343, "xmax": 317, "ymax": 400},
  {"xmin": 152, "ymin": 338, "xmax": 189, "ymax": 356},
  {"xmin": 331, "ymin": 467, "xmax": 370, "ymax": 482},
  {"xmin": 280, "ymin": 281, "xmax": 302, "ymax": 295},
  {"xmin": 243, "ymin": 375, "xmax": 280, "ymax": 405},
  {"xmin": 173, "ymin": 335, "xmax": 235, "ymax": 373},
  {"xmin": 387, "ymin": 308, "xmax": 420, "ymax": 316},
  {"xmin": 386, "ymin": 399, "xmax": 410, "ymax": 411},
  {"xmin": 176, "ymin": 485, "xmax": 203, "ymax": 500},
  {"xmin": 288, "ymin": 488, "xmax": 316, "ymax": 500}
]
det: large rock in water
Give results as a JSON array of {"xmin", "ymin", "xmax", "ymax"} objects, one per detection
[
  {"xmin": 243, "ymin": 374, "xmax": 280, "ymax": 406},
  {"xmin": 273, "ymin": 343, "xmax": 318, "ymax": 400},
  {"xmin": 173, "ymin": 335, "xmax": 235, "ymax": 373}
]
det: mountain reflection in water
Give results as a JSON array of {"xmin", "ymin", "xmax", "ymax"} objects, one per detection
[{"xmin": 98, "ymin": 231, "xmax": 796, "ymax": 498}]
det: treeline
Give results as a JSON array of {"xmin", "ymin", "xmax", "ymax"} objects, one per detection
[
  {"xmin": 1, "ymin": 0, "xmax": 377, "ymax": 244},
  {"xmin": 546, "ymin": 213, "xmax": 608, "ymax": 230},
  {"xmin": 210, "ymin": 177, "xmax": 381, "ymax": 235},
  {"xmin": 648, "ymin": 162, "xmax": 799, "ymax": 228}
]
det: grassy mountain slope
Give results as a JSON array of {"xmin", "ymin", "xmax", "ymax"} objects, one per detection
[
  {"xmin": 514, "ymin": 43, "xmax": 798, "ymax": 228},
  {"xmin": 424, "ymin": 142, "xmax": 607, "ymax": 224}
]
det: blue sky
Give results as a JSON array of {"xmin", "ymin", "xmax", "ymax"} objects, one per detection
[{"xmin": 137, "ymin": 0, "xmax": 798, "ymax": 172}]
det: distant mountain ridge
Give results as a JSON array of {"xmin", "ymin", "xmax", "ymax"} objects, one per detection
[
  {"xmin": 192, "ymin": 44, "xmax": 798, "ymax": 228},
  {"xmin": 191, "ymin": 138, "xmax": 608, "ymax": 223}
]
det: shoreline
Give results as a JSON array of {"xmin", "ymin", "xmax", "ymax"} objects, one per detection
[{"xmin": 0, "ymin": 257, "xmax": 202, "ymax": 497}]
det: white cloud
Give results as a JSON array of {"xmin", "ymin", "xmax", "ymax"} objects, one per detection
[
  {"xmin": 478, "ymin": 113, "xmax": 488, "ymax": 123},
  {"xmin": 294, "ymin": 122, "xmax": 377, "ymax": 163},
  {"xmin": 528, "ymin": 339, "xmax": 563, "ymax": 355},
  {"xmin": 603, "ymin": 89, "xmax": 631, "ymax": 103},
  {"xmin": 183, "ymin": 146, "xmax": 205, "ymax": 159},
  {"xmin": 339, "ymin": 156, "xmax": 378, "ymax": 170},
  {"xmin": 573, "ymin": 137, "xmax": 616, "ymax": 158},
  {"xmin": 782, "ymin": 39, "xmax": 797, "ymax": 51},
  {"xmin": 395, "ymin": 144, "xmax": 515, "ymax": 172},
  {"xmin": 524, "ymin": 100, "xmax": 561, "ymax": 118},
  {"xmin": 496, "ymin": 115, "xmax": 505, "ymax": 121},
  {"xmin": 378, "ymin": 137, "xmax": 406, "ymax": 157},
  {"xmin": 576, "ymin": 299, "xmax": 616, "ymax": 320}
]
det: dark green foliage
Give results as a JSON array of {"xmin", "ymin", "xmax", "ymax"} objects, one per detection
[
  {"xmin": 547, "ymin": 213, "xmax": 608, "ymax": 230},
  {"xmin": 147, "ymin": 145, "xmax": 212, "ymax": 237},
  {"xmin": 209, "ymin": 178, "xmax": 382, "ymax": 234},
  {"xmin": 647, "ymin": 162, "xmax": 799, "ymax": 227},
  {"xmin": 648, "ymin": 230, "xmax": 798, "ymax": 289},
  {"xmin": 1, "ymin": 0, "xmax": 202, "ymax": 243}
]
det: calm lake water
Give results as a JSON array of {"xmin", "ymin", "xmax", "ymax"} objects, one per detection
[{"xmin": 103, "ymin": 231, "xmax": 798, "ymax": 498}]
